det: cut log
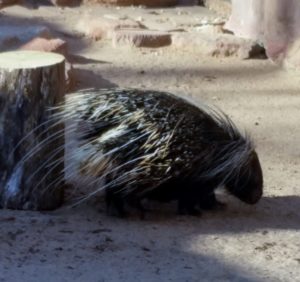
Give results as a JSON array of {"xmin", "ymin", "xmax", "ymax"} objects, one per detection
[{"xmin": 0, "ymin": 50, "xmax": 65, "ymax": 210}]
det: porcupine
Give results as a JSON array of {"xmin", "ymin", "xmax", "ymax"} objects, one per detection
[{"xmin": 51, "ymin": 88, "xmax": 263, "ymax": 217}]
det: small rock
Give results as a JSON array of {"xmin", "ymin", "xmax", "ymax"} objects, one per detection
[
  {"xmin": 105, "ymin": 236, "xmax": 113, "ymax": 242},
  {"xmin": 77, "ymin": 15, "xmax": 146, "ymax": 41},
  {"xmin": 28, "ymin": 246, "xmax": 39, "ymax": 254},
  {"xmin": 136, "ymin": 16, "xmax": 144, "ymax": 22},
  {"xmin": 203, "ymin": 75, "xmax": 217, "ymax": 82},
  {"xmin": 148, "ymin": 11, "xmax": 159, "ymax": 15},
  {"xmin": 59, "ymin": 230, "xmax": 73, "ymax": 234},
  {"xmin": 103, "ymin": 14, "xmax": 123, "ymax": 20},
  {"xmin": 265, "ymin": 255, "xmax": 273, "ymax": 261},
  {"xmin": 200, "ymin": 19, "xmax": 209, "ymax": 25},
  {"xmin": 50, "ymin": 0, "xmax": 77, "ymax": 6},
  {"xmin": 213, "ymin": 18, "xmax": 226, "ymax": 25},
  {"xmin": 204, "ymin": 0, "xmax": 232, "ymax": 18},
  {"xmin": 82, "ymin": 0, "xmax": 177, "ymax": 7},
  {"xmin": 112, "ymin": 29, "xmax": 171, "ymax": 48},
  {"xmin": 195, "ymin": 24, "xmax": 224, "ymax": 35},
  {"xmin": 88, "ymin": 228, "xmax": 112, "ymax": 234},
  {"xmin": 141, "ymin": 246, "xmax": 151, "ymax": 252}
]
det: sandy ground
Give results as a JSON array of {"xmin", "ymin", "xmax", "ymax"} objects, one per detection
[{"xmin": 0, "ymin": 3, "xmax": 300, "ymax": 282}]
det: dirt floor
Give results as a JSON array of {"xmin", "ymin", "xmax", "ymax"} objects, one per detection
[{"xmin": 0, "ymin": 3, "xmax": 300, "ymax": 282}]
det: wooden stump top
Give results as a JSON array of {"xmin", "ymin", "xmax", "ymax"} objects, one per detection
[{"xmin": 0, "ymin": 50, "xmax": 65, "ymax": 70}]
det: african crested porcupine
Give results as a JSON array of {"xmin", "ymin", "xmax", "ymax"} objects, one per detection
[{"xmin": 44, "ymin": 88, "xmax": 262, "ymax": 217}]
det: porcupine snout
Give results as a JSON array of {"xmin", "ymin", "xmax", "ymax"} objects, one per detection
[{"xmin": 226, "ymin": 151, "xmax": 263, "ymax": 205}]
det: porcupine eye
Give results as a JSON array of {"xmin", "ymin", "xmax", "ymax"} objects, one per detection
[{"xmin": 226, "ymin": 152, "xmax": 263, "ymax": 204}]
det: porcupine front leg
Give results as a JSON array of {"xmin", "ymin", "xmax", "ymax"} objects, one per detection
[
  {"xmin": 177, "ymin": 183, "xmax": 201, "ymax": 216},
  {"xmin": 193, "ymin": 180, "xmax": 226, "ymax": 211},
  {"xmin": 177, "ymin": 181, "xmax": 225, "ymax": 215}
]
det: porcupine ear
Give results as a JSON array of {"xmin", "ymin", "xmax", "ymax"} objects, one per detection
[{"xmin": 226, "ymin": 151, "xmax": 263, "ymax": 204}]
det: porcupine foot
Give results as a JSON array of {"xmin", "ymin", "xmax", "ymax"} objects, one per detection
[
  {"xmin": 177, "ymin": 200, "xmax": 201, "ymax": 216},
  {"xmin": 198, "ymin": 193, "xmax": 226, "ymax": 211},
  {"xmin": 177, "ymin": 190, "xmax": 201, "ymax": 216},
  {"xmin": 127, "ymin": 197, "xmax": 147, "ymax": 220},
  {"xmin": 105, "ymin": 191, "xmax": 127, "ymax": 218},
  {"xmin": 105, "ymin": 192, "xmax": 147, "ymax": 219}
]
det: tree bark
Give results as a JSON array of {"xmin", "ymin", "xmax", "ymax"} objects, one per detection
[{"xmin": 0, "ymin": 50, "xmax": 65, "ymax": 210}]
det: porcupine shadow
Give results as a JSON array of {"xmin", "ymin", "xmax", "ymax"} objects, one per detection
[
  {"xmin": 192, "ymin": 195, "xmax": 300, "ymax": 233},
  {"xmin": 103, "ymin": 194, "xmax": 300, "ymax": 234}
]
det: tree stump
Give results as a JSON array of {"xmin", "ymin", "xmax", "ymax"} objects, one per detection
[{"xmin": 0, "ymin": 50, "xmax": 65, "ymax": 210}]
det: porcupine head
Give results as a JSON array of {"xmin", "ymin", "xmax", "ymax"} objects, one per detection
[{"xmin": 225, "ymin": 151, "xmax": 263, "ymax": 205}]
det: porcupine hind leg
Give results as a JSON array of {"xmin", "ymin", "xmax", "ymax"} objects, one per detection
[
  {"xmin": 126, "ymin": 196, "xmax": 147, "ymax": 220},
  {"xmin": 105, "ymin": 189, "xmax": 146, "ymax": 218},
  {"xmin": 105, "ymin": 189, "xmax": 127, "ymax": 217}
]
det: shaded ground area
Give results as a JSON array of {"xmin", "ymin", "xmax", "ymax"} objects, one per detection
[{"xmin": 0, "ymin": 3, "xmax": 300, "ymax": 282}]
